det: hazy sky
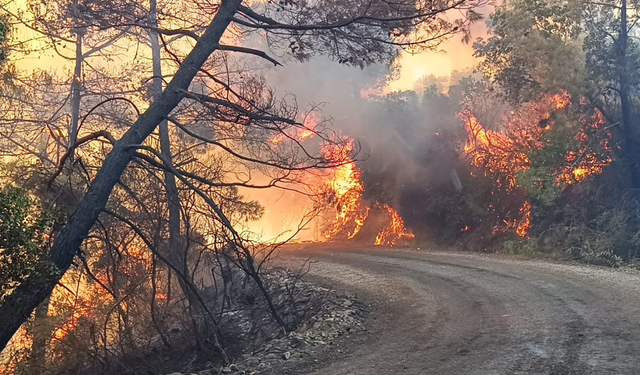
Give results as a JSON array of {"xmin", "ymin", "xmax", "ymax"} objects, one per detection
[
  {"xmin": 11, "ymin": 1, "xmax": 492, "ymax": 93},
  {"xmin": 387, "ymin": 5, "xmax": 492, "ymax": 92}
]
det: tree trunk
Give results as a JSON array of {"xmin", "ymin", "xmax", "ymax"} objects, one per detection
[
  {"xmin": 0, "ymin": 0, "xmax": 242, "ymax": 351},
  {"xmin": 618, "ymin": 0, "xmax": 640, "ymax": 188},
  {"xmin": 148, "ymin": 0, "xmax": 201, "ymax": 312},
  {"xmin": 31, "ymin": 297, "xmax": 50, "ymax": 371},
  {"xmin": 68, "ymin": 29, "xmax": 84, "ymax": 160}
]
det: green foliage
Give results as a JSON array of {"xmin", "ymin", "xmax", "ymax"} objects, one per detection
[
  {"xmin": 519, "ymin": 167, "xmax": 640, "ymax": 266},
  {"xmin": 0, "ymin": 188, "xmax": 57, "ymax": 303},
  {"xmin": 582, "ymin": 1, "xmax": 640, "ymax": 91},
  {"xmin": 502, "ymin": 239, "xmax": 544, "ymax": 258},
  {"xmin": 517, "ymin": 104, "xmax": 601, "ymax": 205},
  {"xmin": 474, "ymin": 0, "xmax": 585, "ymax": 103},
  {"xmin": 510, "ymin": 103, "xmax": 630, "ymax": 264}
]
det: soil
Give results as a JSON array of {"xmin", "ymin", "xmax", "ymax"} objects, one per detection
[{"xmin": 265, "ymin": 244, "xmax": 640, "ymax": 375}]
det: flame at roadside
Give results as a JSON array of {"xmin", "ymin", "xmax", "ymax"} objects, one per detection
[
  {"xmin": 242, "ymin": 114, "xmax": 415, "ymax": 246},
  {"xmin": 374, "ymin": 204, "xmax": 415, "ymax": 246},
  {"xmin": 462, "ymin": 91, "xmax": 612, "ymax": 238},
  {"xmin": 317, "ymin": 137, "xmax": 415, "ymax": 246}
]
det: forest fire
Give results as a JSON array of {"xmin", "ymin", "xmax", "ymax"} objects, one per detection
[
  {"xmin": 491, "ymin": 201, "xmax": 532, "ymax": 238},
  {"xmin": 6, "ymin": 0, "xmax": 640, "ymax": 373},
  {"xmin": 462, "ymin": 114, "xmax": 529, "ymax": 189},
  {"xmin": 51, "ymin": 303, "xmax": 87, "ymax": 342},
  {"xmin": 270, "ymin": 113, "xmax": 320, "ymax": 146},
  {"xmin": 463, "ymin": 91, "xmax": 613, "ymax": 237},
  {"xmin": 319, "ymin": 136, "xmax": 365, "ymax": 239},
  {"xmin": 462, "ymin": 92, "xmax": 573, "ymax": 189},
  {"xmin": 374, "ymin": 204, "xmax": 416, "ymax": 246},
  {"xmin": 317, "ymin": 138, "xmax": 415, "ymax": 246},
  {"xmin": 266, "ymin": 113, "xmax": 415, "ymax": 246},
  {"xmin": 555, "ymin": 110, "xmax": 612, "ymax": 185}
]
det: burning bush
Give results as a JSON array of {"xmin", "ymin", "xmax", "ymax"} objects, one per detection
[
  {"xmin": 347, "ymin": 79, "xmax": 636, "ymax": 264},
  {"xmin": 458, "ymin": 88, "xmax": 639, "ymax": 263},
  {"xmin": 317, "ymin": 139, "xmax": 415, "ymax": 246}
]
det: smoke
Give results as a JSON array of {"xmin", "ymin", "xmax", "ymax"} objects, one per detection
[
  {"xmin": 239, "ymin": 8, "xmax": 494, "ymax": 242},
  {"xmin": 237, "ymin": 67, "xmax": 457, "ymax": 240}
]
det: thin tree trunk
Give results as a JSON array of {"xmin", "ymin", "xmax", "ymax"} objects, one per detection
[
  {"xmin": 148, "ymin": 0, "xmax": 201, "ymax": 312},
  {"xmin": 31, "ymin": 297, "xmax": 50, "ymax": 371},
  {"xmin": 618, "ymin": 0, "xmax": 640, "ymax": 188},
  {"xmin": 68, "ymin": 29, "xmax": 84, "ymax": 160},
  {"xmin": 0, "ymin": 0, "xmax": 242, "ymax": 351}
]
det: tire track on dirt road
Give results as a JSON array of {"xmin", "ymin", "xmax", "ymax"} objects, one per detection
[{"xmin": 277, "ymin": 247, "xmax": 640, "ymax": 374}]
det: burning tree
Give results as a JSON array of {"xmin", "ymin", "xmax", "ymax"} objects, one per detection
[
  {"xmin": 264, "ymin": 115, "xmax": 415, "ymax": 246},
  {"xmin": 467, "ymin": 0, "xmax": 640, "ymax": 264},
  {"xmin": 462, "ymin": 90, "xmax": 613, "ymax": 239},
  {"xmin": 319, "ymin": 147, "xmax": 415, "ymax": 246}
]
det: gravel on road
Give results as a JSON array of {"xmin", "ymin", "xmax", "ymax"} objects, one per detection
[{"xmin": 275, "ymin": 246, "xmax": 640, "ymax": 375}]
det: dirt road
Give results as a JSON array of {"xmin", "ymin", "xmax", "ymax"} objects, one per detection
[{"xmin": 277, "ymin": 246, "xmax": 640, "ymax": 374}]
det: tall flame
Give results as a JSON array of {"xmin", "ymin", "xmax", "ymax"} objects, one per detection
[
  {"xmin": 267, "ymin": 112, "xmax": 416, "ymax": 246},
  {"xmin": 319, "ymin": 137, "xmax": 366, "ymax": 239},
  {"xmin": 318, "ymin": 140, "xmax": 414, "ymax": 245}
]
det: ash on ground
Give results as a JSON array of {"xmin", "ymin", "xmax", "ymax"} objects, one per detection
[{"xmin": 171, "ymin": 268, "xmax": 366, "ymax": 375}]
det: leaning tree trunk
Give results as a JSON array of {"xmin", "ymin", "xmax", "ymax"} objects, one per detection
[{"xmin": 0, "ymin": 0, "xmax": 242, "ymax": 351}]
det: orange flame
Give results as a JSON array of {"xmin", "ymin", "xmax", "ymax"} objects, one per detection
[
  {"xmin": 373, "ymin": 204, "xmax": 415, "ymax": 246},
  {"xmin": 555, "ymin": 110, "xmax": 612, "ymax": 186},
  {"xmin": 348, "ymin": 207, "xmax": 370, "ymax": 240},
  {"xmin": 491, "ymin": 201, "xmax": 532, "ymax": 237},
  {"xmin": 317, "ymin": 138, "xmax": 414, "ymax": 246},
  {"xmin": 270, "ymin": 112, "xmax": 320, "ymax": 146},
  {"xmin": 462, "ymin": 113, "xmax": 530, "ymax": 189},
  {"xmin": 516, "ymin": 201, "xmax": 531, "ymax": 238},
  {"xmin": 320, "ymin": 137, "xmax": 366, "ymax": 239},
  {"xmin": 265, "ymin": 112, "xmax": 415, "ymax": 246},
  {"xmin": 463, "ymin": 91, "xmax": 611, "ymax": 237}
]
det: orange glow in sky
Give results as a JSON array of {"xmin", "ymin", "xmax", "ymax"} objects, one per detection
[{"xmin": 385, "ymin": 6, "xmax": 492, "ymax": 92}]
